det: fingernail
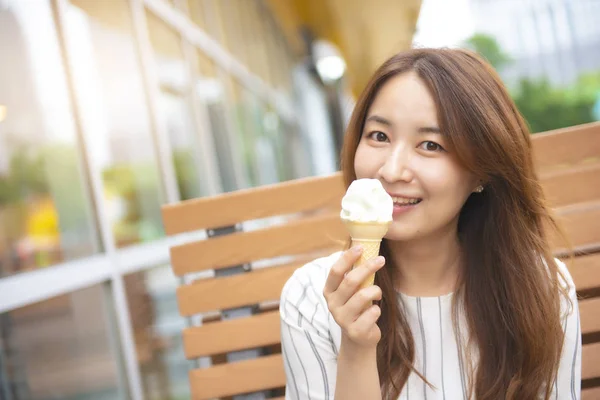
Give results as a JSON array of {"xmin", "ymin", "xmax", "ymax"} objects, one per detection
[
  {"xmin": 352, "ymin": 245, "xmax": 363, "ymax": 254},
  {"xmin": 374, "ymin": 256, "xmax": 385, "ymax": 265}
]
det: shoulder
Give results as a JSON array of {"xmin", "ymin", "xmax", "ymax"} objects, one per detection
[
  {"xmin": 280, "ymin": 251, "xmax": 343, "ymax": 305},
  {"xmin": 553, "ymin": 257, "xmax": 576, "ymax": 293},
  {"xmin": 552, "ymin": 257, "xmax": 578, "ymax": 317}
]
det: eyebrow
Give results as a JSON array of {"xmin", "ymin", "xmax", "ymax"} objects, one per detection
[
  {"xmin": 365, "ymin": 115, "xmax": 393, "ymax": 126},
  {"xmin": 418, "ymin": 126, "xmax": 441, "ymax": 134},
  {"xmin": 365, "ymin": 114, "xmax": 442, "ymax": 134}
]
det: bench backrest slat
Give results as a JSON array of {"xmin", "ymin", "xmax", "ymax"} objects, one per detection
[
  {"xmin": 183, "ymin": 311, "xmax": 281, "ymax": 358},
  {"xmin": 170, "ymin": 213, "xmax": 345, "ymax": 275},
  {"xmin": 177, "ymin": 261, "xmax": 298, "ymax": 316},
  {"xmin": 188, "ymin": 354, "xmax": 286, "ymax": 398},
  {"xmin": 533, "ymin": 122, "xmax": 600, "ymax": 171},
  {"xmin": 162, "ymin": 173, "xmax": 344, "ymax": 235}
]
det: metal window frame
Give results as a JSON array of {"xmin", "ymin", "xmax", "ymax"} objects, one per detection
[
  {"xmin": 130, "ymin": 0, "xmax": 182, "ymax": 205},
  {"xmin": 143, "ymin": 0, "xmax": 296, "ymax": 123},
  {"xmin": 0, "ymin": 0, "xmax": 302, "ymax": 399}
]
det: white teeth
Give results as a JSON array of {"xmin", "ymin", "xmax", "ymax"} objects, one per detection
[{"xmin": 392, "ymin": 197, "xmax": 421, "ymax": 205}]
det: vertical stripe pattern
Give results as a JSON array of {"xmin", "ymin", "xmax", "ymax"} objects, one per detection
[
  {"xmin": 305, "ymin": 332, "xmax": 330, "ymax": 399},
  {"xmin": 416, "ymin": 297, "xmax": 428, "ymax": 400},
  {"xmin": 439, "ymin": 297, "xmax": 446, "ymax": 400},
  {"xmin": 570, "ymin": 310, "xmax": 580, "ymax": 400},
  {"xmin": 281, "ymin": 344, "xmax": 300, "ymax": 399},
  {"xmin": 287, "ymin": 324, "xmax": 312, "ymax": 400},
  {"xmin": 456, "ymin": 319, "xmax": 467, "ymax": 400},
  {"xmin": 279, "ymin": 254, "xmax": 582, "ymax": 400}
]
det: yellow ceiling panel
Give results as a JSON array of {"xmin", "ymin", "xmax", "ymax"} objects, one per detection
[{"xmin": 267, "ymin": 0, "xmax": 422, "ymax": 95}]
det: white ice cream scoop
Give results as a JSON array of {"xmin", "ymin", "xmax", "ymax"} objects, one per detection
[{"xmin": 340, "ymin": 179, "xmax": 393, "ymax": 223}]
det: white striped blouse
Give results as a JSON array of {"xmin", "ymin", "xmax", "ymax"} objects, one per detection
[{"xmin": 279, "ymin": 252, "xmax": 582, "ymax": 399}]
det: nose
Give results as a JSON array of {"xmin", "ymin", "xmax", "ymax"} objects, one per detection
[{"xmin": 378, "ymin": 143, "xmax": 414, "ymax": 183}]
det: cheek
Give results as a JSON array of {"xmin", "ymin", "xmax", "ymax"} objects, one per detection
[
  {"xmin": 353, "ymin": 144, "xmax": 377, "ymax": 178},
  {"xmin": 419, "ymin": 160, "xmax": 474, "ymax": 200}
]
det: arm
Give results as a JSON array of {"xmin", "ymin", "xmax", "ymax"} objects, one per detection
[
  {"xmin": 324, "ymin": 247, "xmax": 385, "ymax": 400},
  {"xmin": 553, "ymin": 260, "xmax": 582, "ymax": 399},
  {"xmin": 335, "ymin": 339, "xmax": 381, "ymax": 400},
  {"xmin": 280, "ymin": 249, "xmax": 385, "ymax": 400}
]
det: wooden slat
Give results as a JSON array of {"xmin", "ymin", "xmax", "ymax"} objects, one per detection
[
  {"xmin": 542, "ymin": 163, "xmax": 600, "ymax": 207},
  {"xmin": 532, "ymin": 122, "xmax": 600, "ymax": 172},
  {"xmin": 189, "ymin": 354, "xmax": 285, "ymax": 399},
  {"xmin": 553, "ymin": 204, "xmax": 600, "ymax": 251},
  {"xmin": 582, "ymin": 386, "xmax": 600, "ymax": 400},
  {"xmin": 177, "ymin": 263, "xmax": 298, "ymax": 316},
  {"xmin": 171, "ymin": 213, "xmax": 346, "ymax": 275},
  {"xmin": 162, "ymin": 173, "xmax": 344, "ymax": 234},
  {"xmin": 183, "ymin": 311, "xmax": 280, "ymax": 358},
  {"xmin": 582, "ymin": 342, "xmax": 600, "ymax": 380},
  {"xmin": 568, "ymin": 253, "xmax": 600, "ymax": 292},
  {"xmin": 580, "ymin": 297, "xmax": 600, "ymax": 335}
]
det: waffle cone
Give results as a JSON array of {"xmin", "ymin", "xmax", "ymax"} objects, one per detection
[{"xmin": 342, "ymin": 220, "xmax": 391, "ymax": 290}]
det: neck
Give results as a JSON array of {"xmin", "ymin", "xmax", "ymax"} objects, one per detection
[{"xmin": 386, "ymin": 225, "xmax": 462, "ymax": 297}]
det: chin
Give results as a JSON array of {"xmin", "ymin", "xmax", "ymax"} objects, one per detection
[{"xmin": 384, "ymin": 227, "xmax": 423, "ymax": 242}]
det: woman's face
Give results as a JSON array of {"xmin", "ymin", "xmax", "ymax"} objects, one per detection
[{"xmin": 354, "ymin": 71, "xmax": 479, "ymax": 242}]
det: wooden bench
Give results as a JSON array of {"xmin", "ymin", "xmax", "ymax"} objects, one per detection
[{"xmin": 162, "ymin": 121, "xmax": 600, "ymax": 399}]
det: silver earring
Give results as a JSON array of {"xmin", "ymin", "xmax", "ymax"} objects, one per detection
[{"xmin": 474, "ymin": 185, "xmax": 484, "ymax": 193}]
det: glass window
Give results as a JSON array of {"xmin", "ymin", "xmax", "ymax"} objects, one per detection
[
  {"xmin": 236, "ymin": 0, "xmax": 273, "ymax": 85},
  {"xmin": 218, "ymin": 0, "xmax": 248, "ymax": 68},
  {"xmin": 194, "ymin": 51, "xmax": 245, "ymax": 192},
  {"xmin": 251, "ymin": 0, "xmax": 275, "ymax": 86},
  {"xmin": 234, "ymin": 84, "xmax": 299, "ymax": 186},
  {"xmin": 145, "ymin": 10, "xmax": 208, "ymax": 201},
  {"xmin": 186, "ymin": 0, "xmax": 210, "ymax": 32},
  {"xmin": 235, "ymin": 86, "xmax": 275, "ymax": 186},
  {"xmin": 64, "ymin": 0, "xmax": 165, "ymax": 247},
  {"xmin": 124, "ymin": 266, "xmax": 191, "ymax": 400},
  {"xmin": 267, "ymin": 16, "xmax": 295, "ymax": 94},
  {"xmin": 200, "ymin": 0, "xmax": 225, "ymax": 44},
  {"xmin": 266, "ymin": 109, "xmax": 294, "ymax": 182},
  {"xmin": 280, "ymin": 119, "xmax": 313, "ymax": 179},
  {"xmin": 0, "ymin": 0, "xmax": 100, "ymax": 277},
  {"xmin": 263, "ymin": 16, "xmax": 284, "ymax": 90},
  {"xmin": 0, "ymin": 285, "xmax": 126, "ymax": 399}
]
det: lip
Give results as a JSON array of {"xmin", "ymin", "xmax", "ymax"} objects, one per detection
[
  {"xmin": 385, "ymin": 192, "xmax": 423, "ymax": 217},
  {"xmin": 387, "ymin": 192, "xmax": 422, "ymax": 200},
  {"xmin": 392, "ymin": 200, "xmax": 421, "ymax": 217}
]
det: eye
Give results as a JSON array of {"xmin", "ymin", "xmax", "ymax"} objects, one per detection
[
  {"xmin": 367, "ymin": 131, "xmax": 389, "ymax": 143},
  {"xmin": 418, "ymin": 141, "xmax": 445, "ymax": 152}
]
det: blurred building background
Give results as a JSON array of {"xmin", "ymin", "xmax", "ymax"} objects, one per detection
[
  {"xmin": 1, "ymin": 0, "xmax": 598, "ymax": 399},
  {"xmin": 469, "ymin": 0, "xmax": 600, "ymax": 87},
  {"xmin": 414, "ymin": 0, "xmax": 600, "ymax": 133},
  {"xmin": 0, "ymin": 1, "xmax": 419, "ymax": 399}
]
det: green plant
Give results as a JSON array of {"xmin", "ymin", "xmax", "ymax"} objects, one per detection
[
  {"xmin": 512, "ymin": 77, "xmax": 596, "ymax": 133},
  {"xmin": 463, "ymin": 33, "xmax": 512, "ymax": 71}
]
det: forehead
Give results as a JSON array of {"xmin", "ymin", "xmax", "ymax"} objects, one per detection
[{"xmin": 366, "ymin": 72, "xmax": 438, "ymax": 125}]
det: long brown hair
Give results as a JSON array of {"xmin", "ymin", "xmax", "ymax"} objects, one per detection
[{"xmin": 340, "ymin": 48, "xmax": 569, "ymax": 399}]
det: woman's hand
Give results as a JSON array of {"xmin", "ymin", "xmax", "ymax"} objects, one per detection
[{"xmin": 323, "ymin": 246, "xmax": 386, "ymax": 350}]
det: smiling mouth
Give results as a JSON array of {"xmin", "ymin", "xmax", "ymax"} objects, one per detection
[{"xmin": 391, "ymin": 197, "xmax": 422, "ymax": 205}]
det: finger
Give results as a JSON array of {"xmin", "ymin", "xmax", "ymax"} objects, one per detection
[
  {"xmin": 334, "ymin": 256, "xmax": 385, "ymax": 305},
  {"xmin": 347, "ymin": 305, "xmax": 381, "ymax": 342},
  {"xmin": 344, "ymin": 285, "xmax": 383, "ymax": 320},
  {"xmin": 323, "ymin": 246, "xmax": 363, "ymax": 296},
  {"xmin": 330, "ymin": 285, "xmax": 382, "ymax": 328}
]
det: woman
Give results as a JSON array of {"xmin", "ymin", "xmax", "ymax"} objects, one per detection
[{"xmin": 279, "ymin": 48, "xmax": 581, "ymax": 400}]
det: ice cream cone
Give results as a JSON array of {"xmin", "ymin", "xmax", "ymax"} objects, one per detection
[{"xmin": 342, "ymin": 220, "xmax": 391, "ymax": 290}]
